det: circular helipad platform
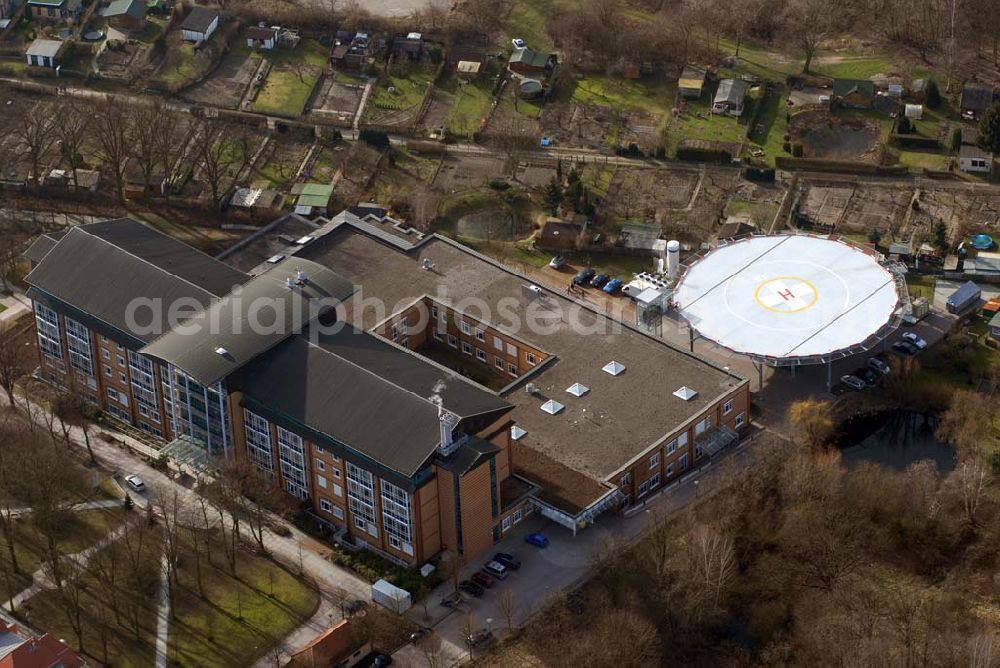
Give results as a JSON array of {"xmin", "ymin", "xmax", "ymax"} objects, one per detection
[{"xmin": 673, "ymin": 235, "xmax": 901, "ymax": 363}]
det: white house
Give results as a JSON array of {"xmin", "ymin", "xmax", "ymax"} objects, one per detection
[
  {"xmin": 25, "ymin": 38, "xmax": 64, "ymax": 69},
  {"xmin": 245, "ymin": 24, "xmax": 277, "ymax": 50},
  {"xmin": 181, "ymin": 6, "xmax": 218, "ymax": 44},
  {"xmin": 959, "ymin": 144, "xmax": 994, "ymax": 175}
]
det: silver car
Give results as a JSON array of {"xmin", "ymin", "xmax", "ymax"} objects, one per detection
[{"xmin": 841, "ymin": 375, "xmax": 866, "ymax": 391}]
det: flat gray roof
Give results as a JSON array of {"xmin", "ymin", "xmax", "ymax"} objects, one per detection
[
  {"xmin": 26, "ymin": 39, "xmax": 63, "ymax": 59},
  {"xmin": 293, "ymin": 215, "xmax": 747, "ymax": 491}
]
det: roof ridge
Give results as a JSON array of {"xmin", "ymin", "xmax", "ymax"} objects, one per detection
[{"xmin": 77, "ymin": 220, "xmax": 237, "ymax": 297}]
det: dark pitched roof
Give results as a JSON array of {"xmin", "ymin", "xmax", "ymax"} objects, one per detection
[
  {"xmin": 246, "ymin": 25, "xmax": 276, "ymax": 40},
  {"xmin": 509, "ymin": 48, "xmax": 552, "ymax": 68},
  {"xmin": 25, "ymin": 219, "xmax": 246, "ymax": 343},
  {"xmin": 714, "ymin": 78, "xmax": 750, "ymax": 105},
  {"xmin": 833, "ymin": 78, "xmax": 875, "ymax": 98},
  {"xmin": 22, "ymin": 231, "xmax": 66, "ymax": 265},
  {"xmin": 141, "ymin": 257, "xmax": 355, "ymax": 386},
  {"xmin": 181, "ymin": 6, "xmax": 217, "ymax": 33},
  {"xmin": 100, "ymin": 0, "xmax": 146, "ymax": 20},
  {"xmin": 234, "ymin": 327, "xmax": 512, "ymax": 477},
  {"xmin": 961, "ymin": 84, "xmax": 994, "ymax": 111}
]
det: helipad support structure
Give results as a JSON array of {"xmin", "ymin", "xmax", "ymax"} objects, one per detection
[{"xmin": 673, "ymin": 234, "xmax": 907, "ymax": 389}]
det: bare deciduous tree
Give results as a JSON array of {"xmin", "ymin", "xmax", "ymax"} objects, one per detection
[{"xmin": 93, "ymin": 99, "xmax": 133, "ymax": 203}]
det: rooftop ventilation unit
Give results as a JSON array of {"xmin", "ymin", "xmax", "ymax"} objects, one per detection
[
  {"xmin": 422, "ymin": 258, "xmax": 433, "ymax": 271},
  {"xmin": 296, "ymin": 270, "xmax": 308, "ymax": 284},
  {"xmin": 285, "ymin": 276, "xmax": 296, "ymax": 289},
  {"xmin": 602, "ymin": 361, "xmax": 626, "ymax": 376},
  {"xmin": 510, "ymin": 425, "xmax": 527, "ymax": 440},
  {"xmin": 525, "ymin": 383, "xmax": 537, "ymax": 394},
  {"xmin": 673, "ymin": 386, "xmax": 698, "ymax": 401},
  {"xmin": 565, "ymin": 382, "xmax": 589, "ymax": 397},
  {"xmin": 266, "ymin": 254, "xmax": 285, "ymax": 264},
  {"xmin": 540, "ymin": 399, "xmax": 564, "ymax": 415},
  {"xmin": 214, "ymin": 347, "xmax": 230, "ymax": 357},
  {"xmin": 295, "ymin": 235, "xmax": 314, "ymax": 245}
]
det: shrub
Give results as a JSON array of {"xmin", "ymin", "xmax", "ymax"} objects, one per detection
[
  {"xmin": 897, "ymin": 116, "xmax": 912, "ymax": 134},
  {"xmin": 792, "ymin": 143, "xmax": 804, "ymax": 157},
  {"xmin": 925, "ymin": 80, "xmax": 942, "ymax": 109},
  {"xmin": 489, "ymin": 179, "xmax": 511, "ymax": 191},
  {"xmin": 783, "ymin": 141, "xmax": 791, "ymax": 152},
  {"xmin": 359, "ymin": 129, "xmax": 390, "ymax": 150},
  {"xmin": 951, "ymin": 128, "xmax": 962, "ymax": 152}
]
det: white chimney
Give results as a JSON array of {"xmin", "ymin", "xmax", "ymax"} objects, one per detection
[
  {"xmin": 437, "ymin": 405, "xmax": 460, "ymax": 455},
  {"xmin": 422, "ymin": 258, "xmax": 432, "ymax": 271},
  {"xmin": 667, "ymin": 240, "xmax": 680, "ymax": 279},
  {"xmin": 285, "ymin": 276, "xmax": 296, "ymax": 289},
  {"xmin": 296, "ymin": 270, "xmax": 308, "ymax": 284}
]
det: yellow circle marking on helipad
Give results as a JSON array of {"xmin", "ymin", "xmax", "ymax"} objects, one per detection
[{"xmin": 753, "ymin": 276, "xmax": 819, "ymax": 314}]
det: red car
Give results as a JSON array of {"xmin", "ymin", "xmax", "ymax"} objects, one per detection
[{"xmin": 470, "ymin": 572, "xmax": 494, "ymax": 589}]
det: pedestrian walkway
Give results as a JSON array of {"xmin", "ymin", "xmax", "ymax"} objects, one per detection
[
  {"xmin": 0, "ymin": 289, "xmax": 29, "ymax": 328},
  {"xmin": 5, "ymin": 499, "xmax": 124, "ymax": 519},
  {"xmin": 154, "ymin": 549, "xmax": 171, "ymax": 668}
]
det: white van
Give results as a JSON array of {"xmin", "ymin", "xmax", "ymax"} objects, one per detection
[{"xmin": 483, "ymin": 561, "xmax": 509, "ymax": 580}]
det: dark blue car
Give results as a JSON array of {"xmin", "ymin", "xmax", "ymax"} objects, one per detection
[
  {"xmin": 525, "ymin": 532, "xmax": 549, "ymax": 548},
  {"xmin": 603, "ymin": 278, "xmax": 623, "ymax": 294}
]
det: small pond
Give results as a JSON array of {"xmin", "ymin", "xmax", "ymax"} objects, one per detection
[{"xmin": 836, "ymin": 410, "xmax": 953, "ymax": 473}]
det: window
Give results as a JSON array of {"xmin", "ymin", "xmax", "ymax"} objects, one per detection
[
  {"xmin": 666, "ymin": 438, "xmax": 677, "ymax": 454},
  {"xmin": 666, "ymin": 463, "xmax": 674, "ymax": 477},
  {"xmin": 119, "ymin": 372, "xmax": 127, "ymax": 384},
  {"xmin": 333, "ymin": 505, "xmax": 344, "ymax": 519},
  {"xmin": 649, "ymin": 453, "xmax": 660, "ymax": 469},
  {"xmin": 102, "ymin": 349, "xmax": 110, "ymax": 360},
  {"xmin": 104, "ymin": 366, "xmax": 112, "ymax": 377},
  {"xmin": 431, "ymin": 306, "xmax": 438, "ymax": 320},
  {"xmin": 381, "ymin": 479, "xmax": 413, "ymax": 549},
  {"xmin": 65, "ymin": 318, "xmax": 93, "ymax": 377},
  {"xmin": 476, "ymin": 348, "xmax": 487, "ymax": 362},
  {"xmin": 244, "ymin": 409, "xmax": 274, "ymax": 474},
  {"xmin": 448, "ymin": 335, "xmax": 458, "ymax": 348},
  {"xmin": 475, "ymin": 328, "xmax": 485, "ymax": 341},
  {"xmin": 400, "ymin": 321, "xmax": 408, "ymax": 336},
  {"xmin": 462, "ymin": 342, "xmax": 472, "ymax": 355},
  {"xmin": 679, "ymin": 454, "xmax": 689, "ymax": 471},
  {"xmin": 638, "ymin": 480, "xmax": 650, "ymax": 497},
  {"xmin": 695, "ymin": 415, "xmax": 712, "ymax": 435},
  {"xmin": 316, "ymin": 458, "xmax": 326, "ymax": 472},
  {"xmin": 433, "ymin": 330, "xmax": 444, "ymax": 341},
  {"xmin": 101, "ymin": 335, "xmax": 109, "ymax": 344},
  {"xmin": 502, "ymin": 516, "xmax": 511, "ymax": 532},
  {"xmin": 495, "ymin": 356, "xmax": 504, "ymax": 369},
  {"xmin": 735, "ymin": 412, "xmax": 745, "ymax": 428},
  {"xmin": 389, "ymin": 325, "xmax": 398, "ymax": 341},
  {"xmin": 508, "ymin": 363, "xmax": 517, "ymax": 376},
  {"xmin": 400, "ymin": 337, "xmax": 409, "ymax": 349},
  {"xmin": 649, "ymin": 473, "xmax": 661, "ymax": 489},
  {"xmin": 506, "ymin": 342, "xmax": 517, "ymax": 356},
  {"xmin": 317, "ymin": 475, "xmax": 327, "ymax": 489},
  {"xmin": 334, "ymin": 483, "xmax": 343, "ymax": 497},
  {"xmin": 128, "ymin": 351, "xmax": 159, "ymax": 424},
  {"xmin": 117, "ymin": 355, "xmax": 125, "ymax": 367},
  {"xmin": 723, "ymin": 399, "xmax": 733, "ymax": 416},
  {"xmin": 493, "ymin": 337, "xmax": 503, "ymax": 351},
  {"xmin": 527, "ymin": 352, "xmax": 537, "ymax": 366},
  {"xmin": 332, "ymin": 453, "xmax": 340, "ymax": 462},
  {"xmin": 34, "ymin": 303, "xmax": 63, "ymax": 360},
  {"xmin": 332, "ymin": 468, "xmax": 341, "ymax": 479},
  {"xmin": 346, "ymin": 462, "xmax": 377, "ymax": 532},
  {"xmin": 460, "ymin": 321, "xmax": 472, "ymax": 335},
  {"xmin": 106, "ymin": 387, "xmax": 118, "ymax": 402},
  {"xmin": 278, "ymin": 427, "xmax": 309, "ymax": 499},
  {"xmin": 512, "ymin": 509, "xmax": 522, "ymax": 524},
  {"xmin": 620, "ymin": 472, "xmax": 631, "ymax": 488},
  {"xmin": 320, "ymin": 498, "xmax": 334, "ymax": 513}
]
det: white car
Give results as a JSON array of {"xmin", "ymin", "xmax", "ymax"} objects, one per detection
[
  {"xmin": 901, "ymin": 332, "xmax": 927, "ymax": 349},
  {"xmin": 125, "ymin": 474, "xmax": 146, "ymax": 493},
  {"xmin": 841, "ymin": 375, "xmax": 866, "ymax": 391},
  {"xmin": 511, "ymin": 38, "xmax": 526, "ymax": 50}
]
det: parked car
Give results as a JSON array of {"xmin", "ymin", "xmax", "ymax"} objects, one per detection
[
  {"xmin": 901, "ymin": 332, "xmax": 927, "ymax": 349},
  {"xmin": 841, "ymin": 375, "xmax": 866, "ymax": 391},
  {"xmin": 467, "ymin": 629, "xmax": 494, "ymax": 649},
  {"xmin": 125, "ymin": 475, "xmax": 146, "ymax": 492},
  {"xmin": 868, "ymin": 357, "xmax": 891, "ymax": 375},
  {"xmin": 493, "ymin": 552, "xmax": 521, "ymax": 570},
  {"xmin": 855, "ymin": 367, "xmax": 879, "ymax": 386},
  {"xmin": 459, "ymin": 580, "xmax": 484, "ymax": 597},
  {"xmin": 511, "ymin": 38, "xmax": 526, "ymax": 49},
  {"xmin": 590, "ymin": 273, "xmax": 610, "ymax": 288},
  {"xmin": 344, "ymin": 599, "xmax": 366, "ymax": 615},
  {"xmin": 540, "ymin": 136, "xmax": 553, "ymax": 148},
  {"xmin": 892, "ymin": 341, "xmax": 918, "ymax": 356},
  {"xmin": 573, "ymin": 268, "xmax": 596, "ymax": 285},
  {"xmin": 483, "ymin": 561, "xmax": 509, "ymax": 580},
  {"xmin": 439, "ymin": 595, "xmax": 460, "ymax": 608},
  {"xmin": 602, "ymin": 278, "xmax": 623, "ymax": 294},
  {"xmin": 470, "ymin": 572, "xmax": 494, "ymax": 589},
  {"xmin": 548, "ymin": 255, "xmax": 566, "ymax": 269},
  {"xmin": 373, "ymin": 654, "xmax": 393, "ymax": 667},
  {"xmin": 525, "ymin": 532, "xmax": 549, "ymax": 548},
  {"xmin": 410, "ymin": 629, "xmax": 428, "ymax": 643}
]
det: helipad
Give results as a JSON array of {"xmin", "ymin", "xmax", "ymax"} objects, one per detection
[{"xmin": 673, "ymin": 235, "xmax": 902, "ymax": 362}]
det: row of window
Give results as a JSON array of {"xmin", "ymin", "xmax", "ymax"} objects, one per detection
[{"xmin": 430, "ymin": 305, "xmax": 538, "ymax": 364}]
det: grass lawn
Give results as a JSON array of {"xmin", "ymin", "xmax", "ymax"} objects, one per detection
[
  {"xmin": 0, "ymin": 303, "xmax": 6, "ymax": 314},
  {"xmin": 897, "ymin": 150, "xmax": 953, "ymax": 171},
  {"xmin": 157, "ymin": 40, "xmax": 210, "ymax": 87},
  {"xmin": 168, "ymin": 541, "xmax": 318, "ymax": 668},
  {"xmin": 561, "ymin": 75, "xmax": 675, "ymax": 114},
  {"xmin": 747, "ymin": 83, "xmax": 790, "ymax": 165},
  {"xmin": 439, "ymin": 75, "xmax": 495, "ymax": 138},
  {"xmin": 814, "ymin": 55, "xmax": 893, "ymax": 80},
  {"xmin": 905, "ymin": 273, "xmax": 937, "ymax": 301},
  {"xmin": 499, "ymin": 0, "xmax": 561, "ymax": 53},
  {"xmin": 369, "ymin": 64, "xmax": 436, "ymax": 111},
  {"xmin": 252, "ymin": 66, "xmax": 321, "ymax": 117},
  {"xmin": 666, "ymin": 81, "xmax": 748, "ymax": 156}
]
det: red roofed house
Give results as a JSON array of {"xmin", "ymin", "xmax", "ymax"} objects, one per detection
[{"xmin": 0, "ymin": 618, "xmax": 85, "ymax": 668}]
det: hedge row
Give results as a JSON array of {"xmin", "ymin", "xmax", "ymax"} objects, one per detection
[
  {"xmin": 775, "ymin": 156, "xmax": 909, "ymax": 175},
  {"xmin": 676, "ymin": 147, "xmax": 732, "ymax": 163},
  {"xmin": 889, "ymin": 133, "xmax": 941, "ymax": 150}
]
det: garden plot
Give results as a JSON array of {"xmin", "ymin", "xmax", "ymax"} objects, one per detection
[
  {"xmin": 838, "ymin": 184, "xmax": 912, "ymax": 236},
  {"xmin": 254, "ymin": 139, "xmax": 315, "ymax": 190},
  {"xmin": 790, "ymin": 110, "xmax": 883, "ymax": 161},
  {"xmin": 432, "ymin": 155, "xmax": 508, "ymax": 192},
  {"xmin": 515, "ymin": 161, "xmax": 557, "ymax": 188},
  {"xmin": 603, "ymin": 168, "xmax": 701, "ymax": 222},
  {"xmin": 911, "ymin": 190, "xmax": 1000, "ymax": 238},
  {"xmin": 664, "ymin": 170, "xmax": 743, "ymax": 241},
  {"xmin": 183, "ymin": 49, "xmax": 260, "ymax": 109},
  {"xmin": 799, "ymin": 184, "xmax": 855, "ymax": 227},
  {"xmin": 309, "ymin": 76, "xmax": 365, "ymax": 123},
  {"xmin": 331, "ymin": 143, "xmax": 384, "ymax": 206}
]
